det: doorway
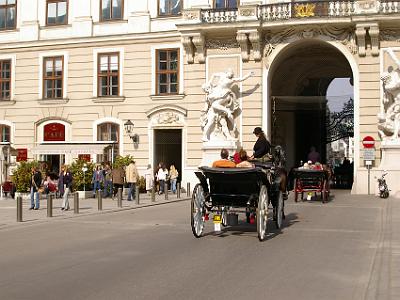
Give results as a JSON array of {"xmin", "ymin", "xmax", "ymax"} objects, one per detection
[
  {"xmin": 40, "ymin": 154, "xmax": 65, "ymax": 175},
  {"xmin": 154, "ymin": 129, "xmax": 182, "ymax": 182}
]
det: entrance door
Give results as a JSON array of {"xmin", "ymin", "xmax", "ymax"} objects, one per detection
[
  {"xmin": 40, "ymin": 154, "xmax": 64, "ymax": 174},
  {"xmin": 154, "ymin": 129, "xmax": 182, "ymax": 181}
]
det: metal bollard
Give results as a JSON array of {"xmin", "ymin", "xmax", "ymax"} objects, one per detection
[
  {"xmin": 151, "ymin": 185, "xmax": 155, "ymax": 202},
  {"xmin": 97, "ymin": 190, "xmax": 102, "ymax": 211},
  {"xmin": 165, "ymin": 183, "xmax": 168, "ymax": 200},
  {"xmin": 47, "ymin": 194, "xmax": 53, "ymax": 218},
  {"xmin": 74, "ymin": 192, "xmax": 79, "ymax": 214},
  {"xmin": 17, "ymin": 196, "xmax": 23, "ymax": 222},
  {"xmin": 117, "ymin": 188, "xmax": 122, "ymax": 208},
  {"xmin": 177, "ymin": 182, "xmax": 180, "ymax": 198},
  {"xmin": 135, "ymin": 186, "xmax": 140, "ymax": 204},
  {"xmin": 187, "ymin": 182, "xmax": 191, "ymax": 197}
]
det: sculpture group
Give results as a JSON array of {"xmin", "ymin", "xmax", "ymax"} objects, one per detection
[
  {"xmin": 378, "ymin": 48, "xmax": 400, "ymax": 142},
  {"xmin": 201, "ymin": 69, "xmax": 254, "ymax": 142}
]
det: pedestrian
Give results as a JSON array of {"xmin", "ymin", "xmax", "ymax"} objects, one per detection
[
  {"xmin": 307, "ymin": 146, "xmax": 321, "ymax": 164},
  {"xmin": 250, "ymin": 127, "xmax": 271, "ymax": 159},
  {"xmin": 92, "ymin": 165, "xmax": 104, "ymax": 198},
  {"xmin": 61, "ymin": 165, "xmax": 72, "ymax": 211},
  {"xmin": 144, "ymin": 164, "xmax": 153, "ymax": 193},
  {"xmin": 154, "ymin": 162, "xmax": 162, "ymax": 193},
  {"xmin": 156, "ymin": 164, "xmax": 168, "ymax": 194},
  {"xmin": 169, "ymin": 164, "xmax": 179, "ymax": 194},
  {"xmin": 112, "ymin": 164, "xmax": 125, "ymax": 198},
  {"xmin": 126, "ymin": 160, "xmax": 139, "ymax": 201},
  {"xmin": 58, "ymin": 167, "xmax": 64, "ymax": 198},
  {"xmin": 29, "ymin": 166, "xmax": 42, "ymax": 210},
  {"xmin": 103, "ymin": 163, "xmax": 112, "ymax": 198}
]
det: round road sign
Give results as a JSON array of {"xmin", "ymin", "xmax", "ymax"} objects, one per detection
[{"xmin": 362, "ymin": 136, "xmax": 375, "ymax": 148}]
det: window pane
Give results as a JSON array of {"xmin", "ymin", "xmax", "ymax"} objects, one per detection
[
  {"xmin": 228, "ymin": 0, "xmax": 237, "ymax": 8},
  {"xmin": 169, "ymin": 73, "xmax": 177, "ymax": 84},
  {"xmin": 110, "ymin": 55, "xmax": 118, "ymax": 71},
  {"xmin": 56, "ymin": 88, "xmax": 62, "ymax": 98},
  {"xmin": 45, "ymin": 60, "xmax": 54, "ymax": 76},
  {"xmin": 100, "ymin": 56, "xmax": 108, "ymax": 72},
  {"xmin": 2, "ymin": 68, "xmax": 10, "ymax": 79},
  {"xmin": 47, "ymin": 3, "xmax": 57, "ymax": 24},
  {"xmin": 0, "ymin": 9, "xmax": 6, "ymax": 28},
  {"xmin": 215, "ymin": 0, "xmax": 224, "ymax": 9},
  {"xmin": 159, "ymin": 85, "xmax": 167, "ymax": 94},
  {"xmin": 55, "ymin": 59, "xmax": 62, "ymax": 76},
  {"xmin": 170, "ymin": 84, "xmax": 178, "ymax": 93},
  {"xmin": 45, "ymin": 80, "xmax": 53, "ymax": 98},
  {"xmin": 6, "ymin": 6, "xmax": 15, "ymax": 27},
  {"xmin": 159, "ymin": 51, "xmax": 167, "ymax": 61},
  {"xmin": 112, "ymin": 0, "xmax": 122, "ymax": 19},
  {"xmin": 0, "ymin": 1, "xmax": 6, "ymax": 5},
  {"xmin": 102, "ymin": 0, "xmax": 111, "ymax": 20},
  {"xmin": 159, "ymin": 74, "xmax": 167, "ymax": 84},
  {"xmin": 111, "ymin": 75, "xmax": 118, "ymax": 86},
  {"xmin": 111, "ymin": 86, "xmax": 118, "ymax": 96},
  {"xmin": 57, "ymin": 2, "xmax": 67, "ymax": 23},
  {"xmin": 159, "ymin": 61, "xmax": 167, "ymax": 70},
  {"xmin": 171, "ymin": 0, "xmax": 181, "ymax": 15},
  {"xmin": 159, "ymin": 0, "xmax": 166, "ymax": 14}
]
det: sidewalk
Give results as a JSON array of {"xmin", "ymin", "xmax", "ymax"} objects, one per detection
[{"xmin": 0, "ymin": 191, "xmax": 190, "ymax": 229}]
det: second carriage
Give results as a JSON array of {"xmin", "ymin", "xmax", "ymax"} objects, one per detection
[{"xmin": 191, "ymin": 161, "xmax": 287, "ymax": 241}]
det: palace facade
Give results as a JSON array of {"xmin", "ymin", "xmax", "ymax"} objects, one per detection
[{"xmin": 0, "ymin": 0, "xmax": 399, "ymax": 193}]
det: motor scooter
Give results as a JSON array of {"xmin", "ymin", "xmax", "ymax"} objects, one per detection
[{"xmin": 378, "ymin": 172, "xmax": 389, "ymax": 198}]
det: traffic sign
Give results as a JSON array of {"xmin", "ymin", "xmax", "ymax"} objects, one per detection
[
  {"xmin": 363, "ymin": 148, "xmax": 375, "ymax": 160},
  {"xmin": 362, "ymin": 136, "xmax": 375, "ymax": 148}
]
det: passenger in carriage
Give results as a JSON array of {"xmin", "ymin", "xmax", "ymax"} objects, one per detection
[
  {"xmin": 236, "ymin": 149, "xmax": 255, "ymax": 168},
  {"xmin": 212, "ymin": 148, "xmax": 236, "ymax": 168}
]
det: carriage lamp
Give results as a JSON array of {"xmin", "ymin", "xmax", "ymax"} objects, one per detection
[{"xmin": 124, "ymin": 119, "xmax": 139, "ymax": 145}]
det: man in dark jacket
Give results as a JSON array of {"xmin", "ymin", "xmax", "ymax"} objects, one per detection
[
  {"xmin": 251, "ymin": 127, "xmax": 271, "ymax": 159},
  {"xmin": 30, "ymin": 166, "xmax": 42, "ymax": 210}
]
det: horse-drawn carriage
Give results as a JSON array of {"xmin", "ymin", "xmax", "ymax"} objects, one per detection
[
  {"xmin": 191, "ymin": 160, "xmax": 287, "ymax": 241},
  {"xmin": 293, "ymin": 169, "xmax": 330, "ymax": 203}
]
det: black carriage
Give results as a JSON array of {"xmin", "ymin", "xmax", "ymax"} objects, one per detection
[
  {"xmin": 191, "ymin": 162, "xmax": 286, "ymax": 241},
  {"xmin": 293, "ymin": 169, "xmax": 330, "ymax": 203}
]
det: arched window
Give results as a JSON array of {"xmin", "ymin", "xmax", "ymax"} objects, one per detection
[
  {"xmin": 97, "ymin": 122, "xmax": 119, "ymax": 162},
  {"xmin": 0, "ymin": 124, "xmax": 10, "ymax": 142}
]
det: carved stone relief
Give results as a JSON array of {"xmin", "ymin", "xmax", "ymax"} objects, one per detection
[{"xmin": 205, "ymin": 39, "xmax": 239, "ymax": 50}]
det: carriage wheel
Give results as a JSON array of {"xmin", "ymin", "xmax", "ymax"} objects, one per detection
[
  {"xmin": 191, "ymin": 184, "xmax": 206, "ymax": 238},
  {"xmin": 257, "ymin": 185, "xmax": 268, "ymax": 241},
  {"xmin": 275, "ymin": 191, "xmax": 284, "ymax": 229}
]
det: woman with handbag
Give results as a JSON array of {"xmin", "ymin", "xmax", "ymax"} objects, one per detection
[
  {"xmin": 29, "ymin": 166, "xmax": 42, "ymax": 210},
  {"xmin": 61, "ymin": 165, "xmax": 73, "ymax": 211}
]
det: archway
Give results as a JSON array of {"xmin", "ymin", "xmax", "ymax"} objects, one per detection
[{"xmin": 269, "ymin": 40, "xmax": 354, "ymax": 188}]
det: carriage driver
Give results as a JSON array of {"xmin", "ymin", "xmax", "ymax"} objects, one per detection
[{"xmin": 249, "ymin": 127, "xmax": 271, "ymax": 160}]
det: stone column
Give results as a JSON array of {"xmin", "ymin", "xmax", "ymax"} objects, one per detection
[
  {"xmin": 128, "ymin": 0, "xmax": 150, "ymax": 33},
  {"xmin": 19, "ymin": 0, "xmax": 39, "ymax": 41},
  {"xmin": 72, "ymin": 0, "xmax": 93, "ymax": 37}
]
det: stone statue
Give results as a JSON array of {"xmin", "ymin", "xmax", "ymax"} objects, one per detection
[
  {"xmin": 201, "ymin": 69, "xmax": 254, "ymax": 142},
  {"xmin": 378, "ymin": 48, "xmax": 400, "ymax": 142}
]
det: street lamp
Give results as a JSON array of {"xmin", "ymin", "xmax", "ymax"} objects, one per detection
[{"xmin": 124, "ymin": 119, "xmax": 139, "ymax": 146}]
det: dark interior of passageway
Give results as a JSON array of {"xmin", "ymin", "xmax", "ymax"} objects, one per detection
[{"xmin": 270, "ymin": 40, "xmax": 354, "ymax": 187}]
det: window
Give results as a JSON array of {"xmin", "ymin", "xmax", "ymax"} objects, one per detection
[
  {"xmin": 0, "ymin": 124, "xmax": 10, "ymax": 142},
  {"xmin": 97, "ymin": 122, "xmax": 119, "ymax": 162},
  {"xmin": 159, "ymin": 0, "xmax": 182, "ymax": 16},
  {"xmin": 214, "ymin": 0, "xmax": 237, "ymax": 9},
  {"xmin": 156, "ymin": 49, "xmax": 179, "ymax": 95},
  {"xmin": 0, "ymin": 59, "xmax": 11, "ymax": 100},
  {"xmin": 100, "ymin": 0, "xmax": 123, "ymax": 21},
  {"xmin": 0, "ymin": 0, "xmax": 16, "ymax": 30},
  {"xmin": 98, "ymin": 53, "xmax": 119, "ymax": 97},
  {"xmin": 43, "ymin": 56, "xmax": 64, "ymax": 99},
  {"xmin": 46, "ymin": 0, "xmax": 68, "ymax": 25}
]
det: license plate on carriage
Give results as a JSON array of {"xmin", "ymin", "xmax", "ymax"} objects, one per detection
[{"xmin": 213, "ymin": 215, "xmax": 222, "ymax": 224}]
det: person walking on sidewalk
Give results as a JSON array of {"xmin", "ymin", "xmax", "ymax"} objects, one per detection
[
  {"xmin": 157, "ymin": 164, "xmax": 168, "ymax": 195},
  {"xmin": 61, "ymin": 165, "xmax": 73, "ymax": 211},
  {"xmin": 103, "ymin": 163, "xmax": 112, "ymax": 198},
  {"xmin": 144, "ymin": 164, "xmax": 153, "ymax": 193},
  {"xmin": 29, "ymin": 166, "xmax": 42, "ymax": 210},
  {"xmin": 169, "ymin": 164, "xmax": 179, "ymax": 194},
  {"xmin": 112, "ymin": 165, "xmax": 125, "ymax": 198},
  {"xmin": 92, "ymin": 165, "xmax": 103, "ymax": 198},
  {"xmin": 126, "ymin": 160, "xmax": 139, "ymax": 201}
]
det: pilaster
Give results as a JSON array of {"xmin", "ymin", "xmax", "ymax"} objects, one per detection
[
  {"xmin": 72, "ymin": 0, "xmax": 93, "ymax": 37},
  {"xmin": 19, "ymin": 0, "xmax": 39, "ymax": 41},
  {"xmin": 127, "ymin": 0, "xmax": 150, "ymax": 33}
]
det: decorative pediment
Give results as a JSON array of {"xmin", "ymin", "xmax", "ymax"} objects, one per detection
[{"xmin": 146, "ymin": 105, "xmax": 187, "ymax": 128}]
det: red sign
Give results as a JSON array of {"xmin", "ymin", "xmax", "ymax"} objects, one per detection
[
  {"xmin": 78, "ymin": 154, "xmax": 91, "ymax": 162},
  {"xmin": 362, "ymin": 136, "xmax": 375, "ymax": 148},
  {"xmin": 16, "ymin": 148, "xmax": 28, "ymax": 162},
  {"xmin": 43, "ymin": 123, "xmax": 65, "ymax": 142}
]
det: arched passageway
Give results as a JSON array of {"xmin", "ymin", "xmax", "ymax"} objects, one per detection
[{"xmin": 269, "ymin": 40, "xmax": 354, "ymax": 188}]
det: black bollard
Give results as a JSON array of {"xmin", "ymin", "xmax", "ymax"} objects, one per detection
[
  {"xmin": 97, "ymin": 190, "xmax": 102, "ymax": 211},
  {"xmin": 47, "ymin": 194, "xmax": 53, "ymax": 218},
  {"xmin": 135, "ymin": 186, "xmax": 140, "ymax": 205},
  {"xmin": 117, "ymin": 188, "xmax": 122, "ymax": 208},
  {"xmin": 151, "ymin": 185, "xmax": 155, "ymax": 202},
  {"xmin": 165, "ymin": 183, "xmax": 168, "ymax": 200},
  {"xmin": 187, "ymin": 182, "xmax": 191, "ymax": 197},
  {"xmin": 177, "ymin": 182, "xmax": 181, "ymax": 198},
  {"xmin": 74, "ymin": 192, "xmax": 79, "ymax": 214},
  {"xmin": 17, "ymin": 196, "xmax": 22, "ymax": 222}
]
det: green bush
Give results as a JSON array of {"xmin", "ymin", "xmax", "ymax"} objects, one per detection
[
  {"xmin": 138, "ymin": 176, "xmax": 146, "ymax": 193},
  {"xmin": 70, "ymin": 159, "xmax": 95, "ymax": 191},
  {"xmin": 113, "ymin": 155, "xmax": 134, "ymax": 169},
  {"xmin": 12, "ymin": 161, "xmax": 39, "ymax": 192}
]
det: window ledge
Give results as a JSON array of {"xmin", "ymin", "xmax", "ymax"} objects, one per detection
[
  {"xmin": 38, "ymin": 98, "xmax": 69, "ymax": 105},
  {"xmin": 92, "ymin": 96, "xmax": 125, "ymax": 103},
  {"xmin": 0, "ymin": 100, "xmax": 16, "ymax": 106},
  {"xmin": 150, "ymin": 94, "xmax": 185, "ymax": 101}
]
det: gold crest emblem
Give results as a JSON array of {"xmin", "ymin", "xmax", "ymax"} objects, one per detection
[{"xmin": 294, "ymin": 3, "xmax": 316, "ymax": 17}]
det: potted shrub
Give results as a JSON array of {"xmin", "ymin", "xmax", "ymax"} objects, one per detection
[
  {"xmin": 70, "ymin": 159, "xmax": 95, "ymax": 199},
  {"xmin": 12, "ymin": 161, "xmax": 39, "ymax": 200}
]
